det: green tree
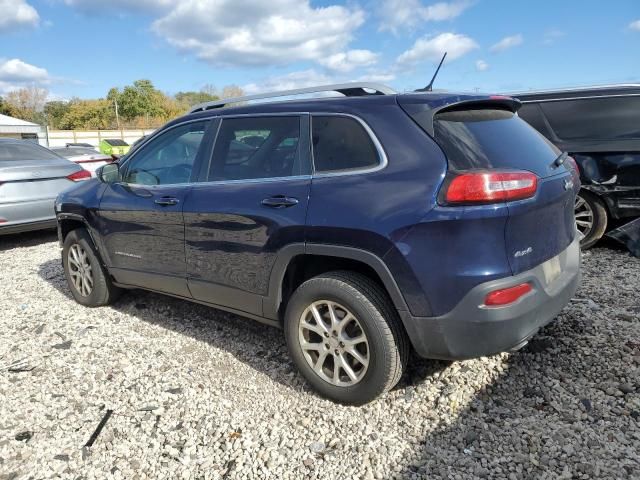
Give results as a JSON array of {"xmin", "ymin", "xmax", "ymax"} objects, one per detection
[
  {"xmin": 0, "ymin": 96, "xmax": 16, "ymax": 116},
  {"xmin": 58, "ymin": 99, "xmax": 114, "ymax": 130},
  {"xmin": 43, "ymin": 101, "xmax": 71, "ymax": 129},
  {"xmin": 174, "ymin": 90, "xmax": 219, "ymax": 108},
  {"xmin": 116, "ymin": 79, "xmax": 166, "ymax": 121}
]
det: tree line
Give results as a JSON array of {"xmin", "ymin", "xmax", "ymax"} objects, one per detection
[{"xmin": 0, "ymin": 80, "xmax": 244, "ymax": 130}]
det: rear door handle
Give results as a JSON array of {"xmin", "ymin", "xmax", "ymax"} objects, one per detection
[
  {"xmin": 261, "ymin": 195, "xmax": 299, "ymax": 208},
  {"xmin": 154, "ymin": 196, "xmax": 180, "ymax": 206}
]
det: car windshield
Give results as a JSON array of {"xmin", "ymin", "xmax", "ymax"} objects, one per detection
[{"xmin": 0, "ymin": 142, "xmax": 63, "ymax": 161}]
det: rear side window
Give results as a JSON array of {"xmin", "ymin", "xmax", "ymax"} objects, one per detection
[
  {"xmin": 311, "ymin": 116, "xmax": 380, "ymax": 173},
  {"xmin": 0, "ymin": 142, "xmax": 62, "ymax": 161},
  {"xmin": 540, "ymin": 96, "xmax": 640, "ymax": 140},
  {"xmin": 208, "ymin": 116, "xmax": 307, "ymax": 181},
  {"xmin": 433, "ymin": 108, "xmax": 559, "ymax": 176}
]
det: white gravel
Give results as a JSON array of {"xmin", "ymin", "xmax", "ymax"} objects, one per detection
[{"xmin": 1, "ymin": 231, "xmax": 639, "ymax": 479}]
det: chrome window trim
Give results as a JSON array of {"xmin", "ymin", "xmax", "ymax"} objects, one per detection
[
  {"xmin": 118, "ymin": 111, "xmax": 388, "ymax": 188},
  {"xmin": 192, "ymin": 174, "xmax": 313, "ymax": 188},
  {"xmin": 310, "ymin": 113, "xmax": 388, "ymax": 179}
]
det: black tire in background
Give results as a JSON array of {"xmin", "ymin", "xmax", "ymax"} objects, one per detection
[
  {"xmin": 575, "ymin": 191, "xmax": 608, "ymax": 250},
  {"xmin": 284, "ymin": 271, "xmax": 409, "ymax": 405},
  {"xmin": 62, "ymin": 228, "xmax": 121, "ymax": 307}
]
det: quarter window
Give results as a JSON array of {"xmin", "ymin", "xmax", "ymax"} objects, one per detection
[
  {"xmin": 311, "ymin": 116, "xmax": 380, "ymax": 173},
  {"xmin": 208, "ymin": 116, "xmax": 307, "ymax": 181},
  {"xmin": 122, "ymin": 121, "xmax": 209, "ymax": 185}
]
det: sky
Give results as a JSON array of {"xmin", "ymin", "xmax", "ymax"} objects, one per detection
[{"xmin": 0, "ymin": 0, "xmax": 639, "ymax": 100}]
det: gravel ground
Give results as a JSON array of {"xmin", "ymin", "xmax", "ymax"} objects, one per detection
[{"xmin": 1, "ymin": 231, "xmax": 639, "ymax": 480}]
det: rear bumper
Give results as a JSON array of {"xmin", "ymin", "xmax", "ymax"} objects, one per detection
[
  {"xmin": 0, "ymin": 198, "xmax": 57, "ymax": 235},
  {"xmin": 401, "ymin": 236, "xmax": 581, "ymax": 360}
]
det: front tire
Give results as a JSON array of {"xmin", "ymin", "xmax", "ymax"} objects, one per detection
[
  {"xmin": 284, "ymin": 271, "xmax": 408, "ymax": 405},
  {"xmin": 575, "ymin": 191, "xmax": 607, "ymax": 249},
  {"xmin": 62, "ymin": 228, "xmax": 121, "ymax": 307}
]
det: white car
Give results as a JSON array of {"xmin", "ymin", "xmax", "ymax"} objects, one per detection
[{"xmin": 51, "ymin": 146, "xmax": 113, "ymax": 176}]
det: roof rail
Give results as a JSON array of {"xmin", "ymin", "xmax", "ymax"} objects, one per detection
[
  {"xmin": 508, "ymin": 83, "xmax": 640, "ymax": 96},
  {"xmin": 189, "ymin": 82, "xmax": 396, "ymax": 113}
]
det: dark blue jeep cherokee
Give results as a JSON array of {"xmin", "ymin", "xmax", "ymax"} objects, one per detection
[{"xmin": 55, "ymin": 83, "xmax": 581, "ymax": 404}]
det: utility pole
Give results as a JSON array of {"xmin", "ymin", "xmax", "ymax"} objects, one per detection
[{"xmin": 114, "ymin": 98, "xmax": 120, "ymax": 129}]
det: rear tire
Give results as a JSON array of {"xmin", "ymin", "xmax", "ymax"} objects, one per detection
[
  {"xmin": 575, "ymin": 191, "xmax": 607, "ymax": 249},
  {"xmin": 284, "ymin": 271, "xmax": 408, "ymax": 405},
  {"xmin": 62, "ymin": 228, "xmax": 121, "ymax": 307}
]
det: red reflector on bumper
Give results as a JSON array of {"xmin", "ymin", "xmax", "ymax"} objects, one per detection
[{"xmin": 484, "ymin": 283, "xmax": 532, "ymax": 306}]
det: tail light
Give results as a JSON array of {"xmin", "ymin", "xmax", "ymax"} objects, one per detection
[
  {"xmin": 443, "ymin": 170, "xmax": 538, "ymax": 204},
  {"xmin": 484, "ymin": 283, "xmax": 532, "ymax": 306},
  {"xmin": 0, "ymin": 218, "xmax": 6, "ymax": 224},
  {"xmin": 67, "ymin": 170, "xmax": 91, "ymax": 182},
  {"xmin": 564, "ymin": 156, "xmax": 581, "ymax": 185}
]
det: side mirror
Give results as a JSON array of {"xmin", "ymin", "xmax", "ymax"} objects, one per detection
[{"xmin": 97, "ymin": 163, "xmax": 121, "ymax": 183}]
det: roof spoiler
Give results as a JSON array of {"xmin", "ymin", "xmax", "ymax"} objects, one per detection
[{"xmin": 399, "ymin": 95, "xmax": 522, "ymax": 137}]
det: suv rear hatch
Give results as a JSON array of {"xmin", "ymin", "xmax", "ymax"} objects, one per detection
[{"xmin": 400, "ymin": 94, "xmax": 578, "ymax": 275}]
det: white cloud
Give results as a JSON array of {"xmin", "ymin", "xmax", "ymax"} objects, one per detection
[
  {"xmin": 543, "ymin": 29, "xmax": 566, "ymax": 45},
  {"xmin": 0, "ymin": 0, "xmax": 39, "ymax": 33},
  {"xmin": 379, "ymin": 0, "xmax": 474, "ymax": 33},
  {"xmin": 397, "ymin": 32, "xmax": 478, "ymax": 67},
  {"xmin": 243, "ymin": 69, "xmax": 335, "ymax": 95},
  {"xmin": 475, "ymin": 59, "xmax": 488, "ymax": 71},
  {"xmin": 62, "ymin": 0, "xmax": 173, "ymax": 13},
  {"xmin": 490, "ymin": 34, "xmax": 523, "ymax": 52},
  {"xmin": 0, "ymin": 59, "xmax": 49, "ymax": 83},
  {"xmin": 629, "ymin": 19, "xmax": 640, "ymax": 31},
  {"xmin": 0, "ymin": 58, "xmax": 50, "ymax": 94},
  {"xmin": 151, "ymin": 0, "xmax": 365, "ymax": 67},
  {"xmin": 318, "ymin": 50, "xmax": 378, "ymax": 72},
  {"xmin": 242, "ymin": 67, "xmax": 397, "ymax": 96}
]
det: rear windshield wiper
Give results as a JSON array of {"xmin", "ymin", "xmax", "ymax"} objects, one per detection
[{"xmin": 551, "ymin": 151, "xmax": 568, "ymax": 168}]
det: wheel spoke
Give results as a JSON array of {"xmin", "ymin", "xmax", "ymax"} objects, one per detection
[
  {"xmin": 310, "ymin": 305, "xmax": 329, "ymax": 333},
  {"xmin": 574, "ymin": 211, "xmax": 592, "ymax": 219},
  {"xmin": 576, "ymin": 220, "xmax": 591, "ymax": 227},
  {"xmin": 345, "ymin": 347, "xmax": 368, "ymax": 367},
  {"xmin": 339, "ymin": 356, "xmax": 358, "ymax": 382},
  {"xmin": 327, "ymin": 303, "xmax": 339, "ymax": 330},
  {"xmin": 313, "ymin": 351, "xmax": 328, "ymax": 374}
]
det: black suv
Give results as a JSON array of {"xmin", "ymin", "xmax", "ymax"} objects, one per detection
[
  {"xmin": 515, "ymin": 84, "xmax": 640, "ymax": 248},
  {"xmin": 56, "ymin": 83, "xmax": 581, "ymax": 404}
]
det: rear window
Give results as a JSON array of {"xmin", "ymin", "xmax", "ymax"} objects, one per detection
[
  {"xmin": 539, "ymin": 96, "xmax": 640, "ymax": 140},
  {"xmin": 312, "ymin": 116, "xmax": 380, "ymax": 173},
  {"xmin": 433, "ymin": 108, "xmax": 559, "ymax": 175},
  {"xmin": 0, "ymin": 143, "xmax": 63, "ymax": 162}
]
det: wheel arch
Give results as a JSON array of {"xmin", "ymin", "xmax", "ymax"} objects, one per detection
[{"xmin": 264, "ymin": 244, "xmax": 409, "ymax": 321}]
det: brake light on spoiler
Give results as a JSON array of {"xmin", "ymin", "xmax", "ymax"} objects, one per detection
[{"xmin": 443, "ymin": 170, "xmax": 538, "ymax": 204}]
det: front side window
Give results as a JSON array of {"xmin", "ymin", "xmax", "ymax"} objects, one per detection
[
  {"xmin": 208, "ymin": 116, "xmax": 306, "ymax": 181},
  {"xmin": 311, "ymin": 116, "xmax": 380, "ymax": 173},
  {"xmin": 123, "ymin": 121, "xmax": 209, "ymax": 185}
]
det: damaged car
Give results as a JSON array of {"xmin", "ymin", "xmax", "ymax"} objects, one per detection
[{"xmin": 515, "ymin": 84, "xmax": 640, "ymax": 248}]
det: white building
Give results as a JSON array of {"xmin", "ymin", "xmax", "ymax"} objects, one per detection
[{"xmin": 0, "ymin": 113, "xmax": 44, "ymax": 144}]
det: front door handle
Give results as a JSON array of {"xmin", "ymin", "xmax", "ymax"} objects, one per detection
[
  {"xmin": 261, "ymin": 195, "xmax": 299, "ymax": 208},
  {"xmin": 154, "ymin": 196, "xmax": 180, "ymax": 206}
]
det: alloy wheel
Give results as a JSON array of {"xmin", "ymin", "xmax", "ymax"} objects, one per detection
[
  {"xmin": 574, "ymin": 195, "xmax": 594, "ymax": 240},
  {"xmin": 298, "ymin": 300, "xmax": 370, "ymax": 387},
  {"xmin": 68, "ymin": 244, "xmax": 94, "ymax": 297}
]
